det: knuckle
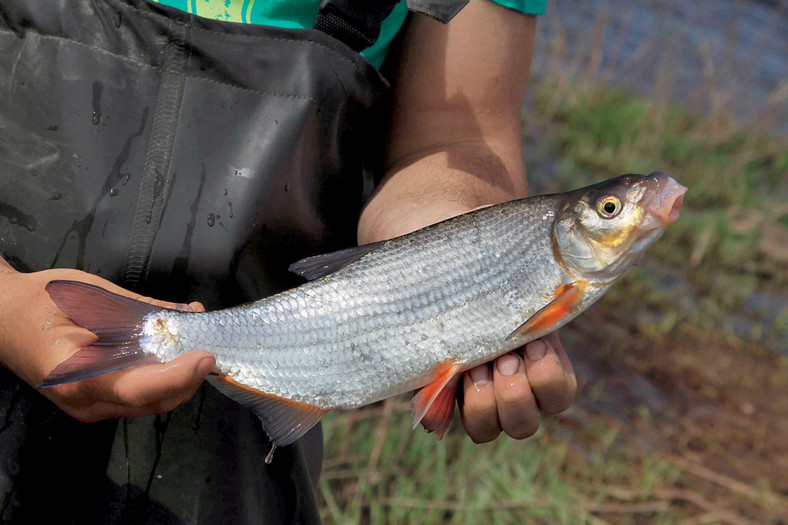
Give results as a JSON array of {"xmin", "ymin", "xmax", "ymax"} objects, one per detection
[
  {"xmin": 533, "ymin": 372, "xmax": 577, "ymax": 414},
  {"xmin": 542, "ymin": 389, "xmax": 576, "ymax": 415},
  {"xmin": 496, "ymin": 384, "xmax": 534, "ymax": 406},
  {"xmin": 528, "ymin": 358, "xmax": 565, "ymax": 387},
  {"xmin": 462, "ymin": 393, "xmax": 494, "ymax": 415},
  {"xmin": 115, "ymin": 389, "xmax": 148, "ymax": 409},
  {"xmin": 156, "ymin": 401, "xmax": 179, "ymax": 415},
  {"xmin": 506, "ymin": 419, "xmax": 539, "ymax": 440},
  {"xmin": 69, "ymin": 408, "xmax": 101, "ymax": 424},
  {"xmin": 177, "ymin": 390, "xmax": 196, "ymax": 407},
  {"xmin": 541, "ymin": 400, "xmax": 568, "ymax": 415},
  {"xmin": 469, "ymin": 428, "xmax": 501, "ymax": 444}
]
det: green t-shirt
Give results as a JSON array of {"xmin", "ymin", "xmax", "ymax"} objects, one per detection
[{"xmin": 149, "ymin": 0, "xmax": 546, "ymax": 68}]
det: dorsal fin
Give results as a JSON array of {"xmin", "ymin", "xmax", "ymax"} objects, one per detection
[{"xmin": 288, "ymin": 241, "xmax": 385, "ymax": 281}]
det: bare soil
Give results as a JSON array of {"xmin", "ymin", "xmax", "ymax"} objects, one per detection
[{"xmin": 561, "ymin": 304, "xmax": 788, "ymax": 523}]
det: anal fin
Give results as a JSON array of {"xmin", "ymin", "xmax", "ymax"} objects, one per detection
[
  {"xmin": 411, "ymin": 362, "xmax": 461, "ymax": 439},
  {"xmin": 506, "ymin": 281, "xmax": 588, "ymax": 343},
  {"xmin": 207, "ymin": 376, "xmax": 328, "ymax": 448}
]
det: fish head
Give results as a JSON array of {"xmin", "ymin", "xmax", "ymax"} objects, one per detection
[{"xmin": 553, "ymin": 171, "xmax": 687, "ymax": 283}]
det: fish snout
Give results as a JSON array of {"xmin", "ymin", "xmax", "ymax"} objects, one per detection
[{"xmin": 645, "ymin": 172, "xmax": 687, "ymax": 226}]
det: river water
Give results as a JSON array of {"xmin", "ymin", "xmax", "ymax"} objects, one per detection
[{"xmin": 530, "ymin": 0, "xmax": 788, "ymax": 135}]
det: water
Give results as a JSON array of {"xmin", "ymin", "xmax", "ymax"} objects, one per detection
[{"xmin": 532, "ymin": 0, "xmax": 788, "ymax": 135}]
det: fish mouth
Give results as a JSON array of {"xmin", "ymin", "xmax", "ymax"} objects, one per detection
[{"xmin": 642, "ymin": 172, "xmax": 687, "ymax": 229}]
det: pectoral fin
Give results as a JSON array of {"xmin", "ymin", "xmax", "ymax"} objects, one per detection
[
  {"xmin": 411, "ymin": 362, "xmax": 461, "ymax": 439},
  {"xmin": 506, "ymin": 281, "xmax": 588, "ymax": 343}
]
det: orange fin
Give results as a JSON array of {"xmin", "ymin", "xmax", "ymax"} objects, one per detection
[
  {"xmin": 419, "ymin": 375, "xmax": 460, "ymax": 439},
  {"xmin": 411, "ymin": 362, "xmax": 461, "ymax": 438},
  {"xmin": 506, "ymin": 281, "xmax": 588, "ymax": 343},
  {"xmin": 207, "ymin": 375, "xmax": 328, "ymax": 448}
]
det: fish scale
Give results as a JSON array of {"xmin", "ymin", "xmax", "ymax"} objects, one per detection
[
  {"xmin": 147, "ymin": 197, "xmax": 564, "ymax": 408},
  {"xmin": 41, "ymin": 172, "xmax": 687, "ymax": 448}
]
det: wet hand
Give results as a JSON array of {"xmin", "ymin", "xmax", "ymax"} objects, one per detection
[
  {"xmin": 0, "ymin": 255, "xmax": 215, "ymax": 422},
  {"xmin": 458, "ymin": 332, "xmax": 576, "ymax": 442}
]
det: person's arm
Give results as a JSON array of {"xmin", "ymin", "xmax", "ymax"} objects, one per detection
[
  {"xmin": 0, "ymin": 255, "xmax": 215, "ymax": 422},
  {"xmin": 358, "ymin": 0, "xmax": 577, "ymax": 442}
]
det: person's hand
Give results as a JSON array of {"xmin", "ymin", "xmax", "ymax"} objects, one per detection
[
  {"xmin": 459, "ymin": 331, "xmax": 576, "ymax": 442},
  {"xmin": 358, "ymin": 206, "xmax": 577, "ymax": 442},
  {"xmin": 0, "ymin": 255, "xmax": 215, "ymax": 422}
]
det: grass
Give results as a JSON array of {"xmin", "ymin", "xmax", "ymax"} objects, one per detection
[
  {"xmin": 528, "ymin": 77, "xmax": 788, "ymax": 353},
  {"xmin": 320, "ymin": 401, "xmax": 690, "ymax": 524}
]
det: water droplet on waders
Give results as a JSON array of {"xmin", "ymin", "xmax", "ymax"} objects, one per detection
[
  {"xmin": 207, "ymin": 214, "xmax": 215, "ymax": 227},
  {"xmin": 91, "ymin": 81, "xmax": 103, "ymax": 125}
]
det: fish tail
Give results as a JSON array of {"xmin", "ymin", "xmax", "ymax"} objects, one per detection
[{"xmin": 38, "ymin": 280, "xmax": 163, "ymax": 387}]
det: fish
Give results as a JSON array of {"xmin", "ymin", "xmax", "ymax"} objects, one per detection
[{"xmin": 39, "ymin": 171, "xmax": 686, "ymax": 455}]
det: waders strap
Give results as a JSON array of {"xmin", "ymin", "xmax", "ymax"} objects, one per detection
[{"xmin": 313, "ymin": 0, "xmax": 400, "ymax": 52}]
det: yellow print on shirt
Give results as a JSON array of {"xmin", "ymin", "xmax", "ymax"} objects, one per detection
[{"xmin": 151, "ymin": 0, "xmax": 252, "ymax": 23}]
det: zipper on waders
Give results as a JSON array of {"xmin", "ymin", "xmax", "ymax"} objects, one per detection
[{"xmin": 121, "ymin": 20, "xmax": 189, "ymax": 290}]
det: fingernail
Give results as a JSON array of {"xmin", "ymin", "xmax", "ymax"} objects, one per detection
[
  {"xmin": 470, "ymin": 365, "xmax": 490, "ymax": 387},
  {"xmin": 195, "ymin": 357, "xmax": 215, "ymax": 378},
  {"xmin": 525, "ymin": 340, "xmax": 547, "ymax": 361},
  {"xmin": 497, "ymin": 354, "xmax": 520, "ymax": 376}
]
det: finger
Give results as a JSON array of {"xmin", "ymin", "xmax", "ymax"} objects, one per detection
[
  {"xmin": 80, "ymin": 351, "xmax": 215, "ymax": 407},
  {"xmin": 57, "ymin": 395, "xmax": 191, "ymax": 423},
  {"xmin": 188, "ymin": 301, "xmax": 206, "ymax": 313},
  {"xmin": 493, "ymin": 352, "xmax": 540, "ymax": 439},
  {"xmin": 543, "ymin": 332, "xmax": 576, "ymax": 379},
  {"xmin": 524, "ymin": 335, "xmax": 577, "ymax": 414},
  {"xmin": 157, "ymin": 300, "xmax": 205, "ymax": 312},
  {"xmin": 459, "ymin": 364, "xmax": 501, "ymax": 443}
]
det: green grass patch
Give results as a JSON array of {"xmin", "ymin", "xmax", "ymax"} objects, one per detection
[
  {"xmin": 528, "ymin": 77, "xmax": 788, "ymax": 351},
  {"xmin": 320, "ymin": 401, "xmax": 687, "ymax": 524}
]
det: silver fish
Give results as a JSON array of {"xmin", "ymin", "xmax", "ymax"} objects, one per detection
[{"xmin": 41, "ymin": 171, "xmax": 686, "ymax": 450}]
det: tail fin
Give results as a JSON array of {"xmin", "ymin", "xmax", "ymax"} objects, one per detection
[{"xmin": 39, "ymin": 280, "xmax": 164, "ymax": 387}]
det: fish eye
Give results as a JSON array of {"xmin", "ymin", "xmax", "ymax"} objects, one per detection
[{"xmin": 596, "ymin": 195, "xmax": 622, "ymax": 218}]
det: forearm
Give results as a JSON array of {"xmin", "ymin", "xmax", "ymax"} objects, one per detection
[
  {"xmin": 358, "ymin": 140, "xmax": 528, "ymax": 244},
  {"xmin": 358, "ymin": 2, "xmax": 535, "ymax": 245}
]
